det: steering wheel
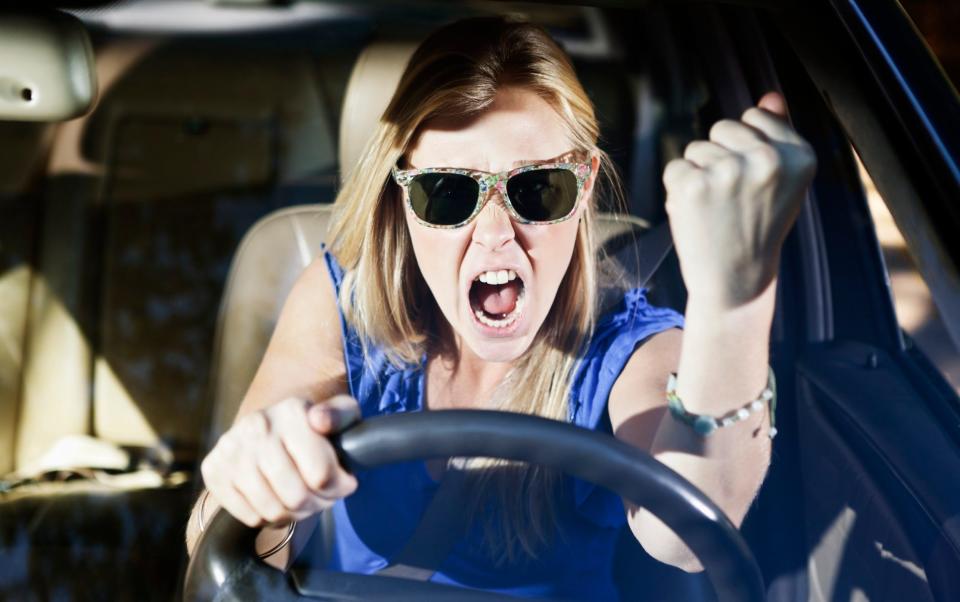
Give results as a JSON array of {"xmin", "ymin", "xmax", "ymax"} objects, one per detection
[{"xmin": 183, "ymin": 410, "xmax": 765, "ymax": 601}]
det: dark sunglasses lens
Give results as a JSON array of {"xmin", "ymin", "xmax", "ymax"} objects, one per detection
[
  {"xmin": 506, "ymin": 168, "xmax": 578, "ymax": 222},
  {"xmin": 408, "ymin": 173, "xmax": 479, "ymax": 226}
]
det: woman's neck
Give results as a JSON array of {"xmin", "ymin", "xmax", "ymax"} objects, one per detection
[{"xmin": 424, "ymin": 329, "xmax": 513, "ymax": 411}]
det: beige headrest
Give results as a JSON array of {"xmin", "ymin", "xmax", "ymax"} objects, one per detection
[{"xmin": 338, "ymin": 41, "xmax": 418, "ymax": 181}]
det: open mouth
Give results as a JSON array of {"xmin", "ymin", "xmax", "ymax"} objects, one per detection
[{"xmin": 468, "ymin": 269, "xmax": 526, "ymax": 329}]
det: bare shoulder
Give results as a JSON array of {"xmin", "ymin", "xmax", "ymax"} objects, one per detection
[
  {"xmin": 236, "ymin": 253, "xmax": 349, "ymax": 419},
  {"xmin": 607, "ymin": 328, "xmax": 683, "ymax": 450}
]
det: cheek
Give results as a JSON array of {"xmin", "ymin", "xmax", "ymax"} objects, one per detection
[
  {"xmin": 404, "ymin": 212, "xmax": 466, "ymax": 306},
  {"xmin": 524, "ymin": 218, "xmax": 582, "ymax": 293}
]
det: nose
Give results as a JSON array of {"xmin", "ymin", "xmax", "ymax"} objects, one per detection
[{"xmin": 471, "ymin": 190, "xmax": 516, "ymax": 250}]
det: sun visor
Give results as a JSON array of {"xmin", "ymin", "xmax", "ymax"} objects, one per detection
[{"xmin": 0, "ymin": 11, "xmax": 97, "ymax": 122}]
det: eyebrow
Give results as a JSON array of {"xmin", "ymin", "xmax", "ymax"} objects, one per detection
[
  {"xmin": 404, "ymin": 150, "xmax": 583, "ymax": 171},
  {"xmin": 509, "ymin": 158, "xmax": 544, "ymax": 167},
  {"xmin": 510, "ymin": 151, "xmax": 579, "ymax": 167}
]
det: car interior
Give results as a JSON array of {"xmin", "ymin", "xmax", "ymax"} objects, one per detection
[{"xmin": 1, "ymin": 2, "xmax": 959, "ymax": 601}]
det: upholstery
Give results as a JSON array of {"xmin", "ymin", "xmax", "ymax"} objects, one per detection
[
  {"xmin": 337, "ymin": 41, "xmax": 417, "ymax": 178},
  {"xmin": 0, "ymin": 122, "xmax": 53, "ymax": 475},
  {"xmin": 207, "ymin": 205, "xmax": 335, "ymax": 445}
]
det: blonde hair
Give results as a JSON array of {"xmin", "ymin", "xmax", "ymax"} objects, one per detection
[{"xmin": 328, "ymin": 16, "xmax": 622, "ymax": 561}]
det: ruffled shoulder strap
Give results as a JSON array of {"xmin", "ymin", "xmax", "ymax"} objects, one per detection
[
  {"xmin": 321, "ymin": 249, "xmax": 424, "ymax": 418},
  {"xmin": 568, "ymin": 287, "xmax": 685, "ymax": 525}
]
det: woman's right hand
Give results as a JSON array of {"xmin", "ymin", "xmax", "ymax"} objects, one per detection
[{"xmin": 200, "ymin": 395, "xmax": 361, "ymax": 527}]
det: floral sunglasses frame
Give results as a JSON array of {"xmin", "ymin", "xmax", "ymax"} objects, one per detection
[{"xmin": 391, "ymin": 150, "xmax": 594, "ymax": 229}]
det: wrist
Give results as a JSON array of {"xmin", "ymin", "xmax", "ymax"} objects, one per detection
[{"xmin": 684, "ymin": 278, "xmax": 777, "ymax": 332}]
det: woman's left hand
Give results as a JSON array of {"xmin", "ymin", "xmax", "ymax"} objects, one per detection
[{"xmin": 663, "ymin": 91, "xmax": 817, "ymax": 311}]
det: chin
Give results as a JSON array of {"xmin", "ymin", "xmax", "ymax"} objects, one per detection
[{"xmin": 465, "ymin": 334, "xmax": 535, "ymax": 363}]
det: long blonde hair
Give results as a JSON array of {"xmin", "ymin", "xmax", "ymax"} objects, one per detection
[{"xmin": 328, "ymin": 16, "xmax": 622, "ymax": 561}]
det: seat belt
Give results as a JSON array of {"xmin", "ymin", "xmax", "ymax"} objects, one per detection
[{"xmin": 375, "ymin": 468, "xmax": 472, "ymax": 581}]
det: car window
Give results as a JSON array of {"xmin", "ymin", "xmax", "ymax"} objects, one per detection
[{"xmin": 858, "ymin": 152, "xmax": 960, "ymax": 393}]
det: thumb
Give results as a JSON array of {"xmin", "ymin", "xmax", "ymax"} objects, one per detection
[
  {"xmin": 308, "ymin": 395, "xmax": 361, "ymax": 434},
  {"xmin": 757, "ymin": 91, "xmax": 788, "ymax": 119}
]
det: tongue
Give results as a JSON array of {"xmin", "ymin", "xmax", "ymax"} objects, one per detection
[{"xmin": 476, "ymin": 280, "xmax": 521, "ymax": 316}]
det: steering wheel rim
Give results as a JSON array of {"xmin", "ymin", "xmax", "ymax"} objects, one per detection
[{"xmin": 184, "ymin": 410, "xmax": 765, "ymax": 601}]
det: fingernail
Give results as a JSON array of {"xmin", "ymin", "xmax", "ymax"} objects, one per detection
[{"xmin": 310, "ymin": 406, "xmax": 331, "ymax": 431}]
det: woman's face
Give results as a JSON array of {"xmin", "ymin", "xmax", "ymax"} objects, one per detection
[{"xmin": 403, "ymin": 87, "xmax": 597, "ymax": 363}]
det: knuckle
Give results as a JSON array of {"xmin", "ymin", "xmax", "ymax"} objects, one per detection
[
  {"xmin": 708, "ymin": 119, "xmax": 736, "ymax": 141},
  {"xmin": 329, "ymin": 394, "xmax": 358, "ymax": 412},
  {"xmin": 313, "ymin": 461, "xmax": 334, "ymax": 491},
  {"xmin": 237, "ymin": 411, "xmax": 269, "ymax": 438},
  {"xmin": 236, "ymin": 512, "xmax": 261, "ymax": 528},
  {"xmin": 711, "ymin": 157, "xmax": 742, "ymax": 185},
  {"xmin": 741, "ymin": 106, "xmax": 764, "ymax": 123},
  {"xmin": 332, "ymin": 472, "xmax": 358, "ymax": 497},
  {"xmin": 288, "ymin": 486, "xmax": 311, "ymax": 511},
  {"xmin": 680, "ymin": 172, "xmax": 709, "ymax": 197},
  {"xmin": 280, "ymin": 396, "xmax": 307, "ymax": 415},
  {"xmin": 683, "ymin": 141, "xmax": 713, "ymax": 161},
  {"xmin": 304, "ymin": 470, "xmax": 326, "ymax": 492},
  {"xmin": 262, "ymin": 507, "xmax": 286, "ymax": 524},
  {"xmin": 298, "ymin": 452, "xmax": 333, "ymax": 491},
  {"xmin": 200, "ymin": 456, "xmax": 215, "ymax": 482},
  {"xmin": 218, "ymin": 432, "xmax": 241, "ymax": 455},
  {"xmin": 749, "ymin": 145, "xmax": 781, "ymax": 175}
]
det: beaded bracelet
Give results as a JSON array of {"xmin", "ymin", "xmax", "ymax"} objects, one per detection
[
  {"xmin": 197, "ymin": 489, "xmax": 297, "ymax": 559},
  {"xmin": 665, "ymin": 366, "xmax": 778, "ymax": 439}
]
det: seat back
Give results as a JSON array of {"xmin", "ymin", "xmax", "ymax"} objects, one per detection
[{"xmin": 207, "ymin": 205, "xmax": 334, "ymax": 442}]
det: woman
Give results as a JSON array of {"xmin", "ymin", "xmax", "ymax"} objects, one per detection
[{"xmin": 186, "ymin": 16, "xmax": 815, "ymax": 599}]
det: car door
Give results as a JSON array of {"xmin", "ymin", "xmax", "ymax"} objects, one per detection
[{"xmin": 734, "ymin": 1, "xmax": 960, "ymax": 600}]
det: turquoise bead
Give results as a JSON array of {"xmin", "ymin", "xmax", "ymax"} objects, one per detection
[{"xmin": 693, "ymin": 415, "xmax": 718, "ymax": 436}]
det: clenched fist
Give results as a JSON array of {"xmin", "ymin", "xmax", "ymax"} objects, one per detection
[
  {"xmin": 663, "ymin": 91, "xmax": 817, "ymax": 310},
  {"xmin": 200, "ymin": 395, "xmax": 361, "ymax": 528}
]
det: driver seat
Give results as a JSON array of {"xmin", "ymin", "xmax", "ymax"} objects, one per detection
[{"xmin": 205, "ymin": 39, "xmax": 706, "ymax": 600}]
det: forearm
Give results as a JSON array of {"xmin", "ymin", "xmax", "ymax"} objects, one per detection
[{"xmin": 632, "ymin": 282, "xmax": 777, "ymax": 571}]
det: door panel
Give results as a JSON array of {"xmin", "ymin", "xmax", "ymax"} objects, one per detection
[{"xmin": 798, "ymin": 341, "xmax": 959, "ymax": 602}]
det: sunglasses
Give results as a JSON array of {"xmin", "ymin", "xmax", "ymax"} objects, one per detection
[{"xmin": 391, "ymin": 151, "xmax": 593, "ymax": 228}]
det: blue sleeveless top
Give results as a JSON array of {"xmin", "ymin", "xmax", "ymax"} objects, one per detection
[{"xmin": 320, "ymin": 251, "xmax": 684, "ymax": 600}]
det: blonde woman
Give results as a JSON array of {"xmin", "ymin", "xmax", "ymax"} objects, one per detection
[{"xmin": 187, "ymin": 16, "xmax": 815, "ymax": 599}]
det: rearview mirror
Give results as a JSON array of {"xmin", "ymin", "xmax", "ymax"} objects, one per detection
[{"xmin": 0, "ymin": 11, "xmax": 97, "ymax": 122}]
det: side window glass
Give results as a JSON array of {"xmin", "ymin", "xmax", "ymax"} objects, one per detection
[{"xmin": 859, "ymin": 157, "xmax": 960, "ymax": 393}]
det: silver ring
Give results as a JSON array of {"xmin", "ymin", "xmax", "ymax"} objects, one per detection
[
  {"xmin": 257, "ymin": 521, "xmax": 297, "ymax": 559},
  {"xmin": 197, "ymin": 489, "xmax": 297, "ymax": 559},
  {"xmin": 197, "ymin": 489, "xmax": 211, "ymax": 532}
]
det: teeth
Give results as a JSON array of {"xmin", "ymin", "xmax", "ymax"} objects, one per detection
[
  {"xmin": 475, "ymin": 269, "xmax": 518, "ymax": 285},
  {"xmin": 473, "ymin": 288, "xmax": 525, "ymax": 329}
]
